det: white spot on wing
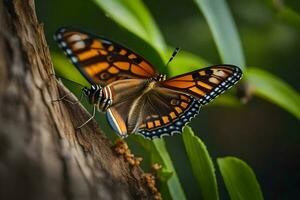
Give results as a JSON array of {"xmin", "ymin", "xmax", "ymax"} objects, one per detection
[
  {"xmin": 57, "ymin": 34, "xmax": 62, "ymax": 40},
  {"xmin": 68, "ymin": 34, "xmax": 82, "ymax": 42},
  {"xmin": 214, "ymin": 70, "xmax": 226, "ymax": 77},
  {"xmin": 209, "ymin": 77, "xmax": 219, "ymax": 84},
  {"xmin": 66, "ymin": 49, "xmax": 72, "ymax": 55},
  {"xmin": 73, "ymin": 41, "xmax": 86, "ymax": 50},
  {"xmin": 71, "ymin": 56, "xmax": 78, "ymax": 63},
  {"xmin": 60, "ymin": 41, "xmax": 67, "ymax": 47}
]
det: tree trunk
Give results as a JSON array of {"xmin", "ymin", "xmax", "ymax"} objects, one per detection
[{"xmin": 0, "ymin": 1, "xmax": 153, "ymax": 199}]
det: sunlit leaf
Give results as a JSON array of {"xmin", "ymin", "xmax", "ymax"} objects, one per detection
[
  {"xmin": 247, "ymin": 67, "xmax": 300, "ymax": 120},
  {"xmin": 51, "ymin": 53, "xmax": 90, "ymax": 86},
  {"xmin": 158, "ymin": 168, "xmax": 173, "ymax": 182},
  {"xmin": 93, "ymin": 0, "xmax": 167, "ymax": 60},
  {"xmin": 194, "ymin": 0, "xmax": 246, "ymax": 69},
  {"xmin": 218, "ymin": 157, "xmax": 264, "ymax": 200},
  {"xmin": 167, "ymin": 48, "xmax": 210, "ymax": 76},
  {"xmin": 182, "ymin": 127, "xmax": 219, "ymax": 200}
]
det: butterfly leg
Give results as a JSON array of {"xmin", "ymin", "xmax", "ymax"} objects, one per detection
[
  {"xmin": 52, "ymin": 92, "xmax": 84, "ymax": 105},
  {"xmin": 76, "ymin": 105, "xmax": 96, "ymax": 129}
]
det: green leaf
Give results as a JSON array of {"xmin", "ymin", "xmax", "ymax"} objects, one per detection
[
  {"xmin": 272, "ymin": 2, "xmax": 300, "ymax": 31},
  {"xmin": 217, "ymin": 157, "xmax": 264, "ymax": 200},
  {"xmin": 209, "ymin": 94, "xmax": 241, "ymax": 107},
  {"xmin": 132, "ymin": 135, "xmax": 187, "ymax": 200},
  {"xmin": 193, "ymin": 0, "xmax": 246, "ymax": 69},
  {"xmin": 182, "ymin": 126, "xmax": 219, "ymax": 200},
  {"xmin": 247, "ymin": 67, "xmax": 300, "ymax": 120},
  {"xmin": 51, "ymin": 53, "xmax": 90, "ymax": 86},
  {"xmin": 93, "ymin": 0, "xmax": 167, "ymax": 60},
  {"xmin": 279, "ymin": 6, "xmax": 300, "ymax": 30},
  {"xmin": 158, "ymin": 168, "xmax": 173, "ymax": 182},
  {"xmin": 167, "ymin": 48, "xmax": 210, "ymax": 76}
]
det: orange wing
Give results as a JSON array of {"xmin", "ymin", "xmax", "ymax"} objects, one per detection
[
  {"xmin": 54, "ymin": 27, "xmax": 156, "ymax": 85},
  {"xmin": 162, "ymin": 65, "xmax": 243, "ymax": 105}
]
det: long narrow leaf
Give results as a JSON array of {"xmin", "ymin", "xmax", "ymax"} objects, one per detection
[
  {"xmin": 51, "ymin": 53, "xmax": 90, "ymax": 86},
  {"xmin": 93, "ymin": 0, "xmax": 166, "ymax": 59},
  {"xmin": 168, "ymin": 48, "xmax": 210, "ymax": 76},
  {"xmin": 153, "ymin": 140, "xmax": 187, "ymax": 200},
  {"xmin": 132, "ymin": 136, "xmax": 187, "ymax": 200},
  {"xmin": 182, "ymin": 127, "xmax": 219, "ymax": 200},
  {"xmin": 247, "ymin": 67, "xmax": 300, "ymax": 121},
  {"xmin": 194, "ymin": 0, "xmax": 246, "ymax": 69},
  {"xmin": 217, "ymin": 157, "xmax": 264, "ymax": 200}
]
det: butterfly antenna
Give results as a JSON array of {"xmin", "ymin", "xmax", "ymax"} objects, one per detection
[
  {"xmin": 166, "ymin": 47, "xmax": 180, "ymax": 67},
  {"xmin": 51, "ymin": 73, "xmax": 86, "ymax": 88}
]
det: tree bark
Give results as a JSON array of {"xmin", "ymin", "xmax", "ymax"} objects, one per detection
[{"xmin": 0, "ymin": 1, "xmax": 153, "ymax": 199}]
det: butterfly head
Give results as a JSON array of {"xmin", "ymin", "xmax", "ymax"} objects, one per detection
[
  {"xmin": 153, "ymin": 74, "xmax": 166, "ymax": 82},
  {"xmin": 82, "ymin": 84, "xmax": 102, "ymax": 104},
  {"xmin": 82, "ymin": 87, "xmax": 91, "ymax": 97}
]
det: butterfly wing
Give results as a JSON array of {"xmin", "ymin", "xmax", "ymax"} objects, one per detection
[
  {"xmin": 106, "ymin": 86, "xmax": 201, "ymax": 139},
  {"xmin": 161, "ymin": 65, "xmax": 242, "ymax": 105},
  {"xmin": 54, "ymin": 27, "xmax": 156, "ymax": 85},
  {"xmin": 136, "ymin": 88, "xmax": 201, "ymax": 139},
  {"xmin": 105, "ymin": 78, "xmax": 148, "ymax": 138},
  {"xmin": 106, "ymin": 65, "xmax": 242, "ymax": 139}
]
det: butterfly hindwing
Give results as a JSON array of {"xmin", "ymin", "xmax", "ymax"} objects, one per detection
[
  {"xmin": 162, "ymin": 65, "xmax": 242, "ymax": 105},
  {"xmin": 106, "ymin": 86, "xmax": 201, "ymax": 139},
  {"xmin": 137, "ymin": 88, "xmax": 201, "ymax": 139},
  {"xmin": 105, "ymin": 78, "xmax": 149, "ymax": 137},
  {"xmin": 54, "ymin": 27, "xmax": 156, "ymax": 85}
]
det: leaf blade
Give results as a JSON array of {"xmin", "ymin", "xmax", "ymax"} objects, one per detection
[
  {"xmin": 132, "ymin": 136, "xmax": 187, "ymax": 200},
  {"xmin": 51, "ymin": 53, "xmax": 90, "ymax": 86},
  {"xmin": 247, "ymin": 67, "xmax": 300, "ymax": 120},
  {"xmin": 217, "ymin": 157, "xmax": 264, "ymax": 200},
  {"xmin": 182, "ymin": 126, "xmax": 219, "ymax": 200},
  {"xmin": 168, "ymin": 48, "xmax": 210, "ymax": 76},
  {"xmin": 194, "ymin": 0, "xmax": 246, "ymax": 69},
  {"xmin": 93, "ymin": 0, "xmax": 166, "ymax": 59}
]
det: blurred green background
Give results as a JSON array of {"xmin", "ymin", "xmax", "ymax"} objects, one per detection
[{"xmin": 36, "ymin": 0, "xmax": 300, "ymax": 199}]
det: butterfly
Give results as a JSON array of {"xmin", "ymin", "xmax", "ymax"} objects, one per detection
[{"xmin": 54, "ymin": 27, "xmax": 243, "ymax": 139}]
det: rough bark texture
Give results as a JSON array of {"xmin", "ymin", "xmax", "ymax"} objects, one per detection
[{"xmin": 0, "ymin": 1, "xmax": 153, "ymax": 199}]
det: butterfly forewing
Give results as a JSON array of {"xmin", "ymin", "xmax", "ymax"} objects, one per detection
[
  {"xmin": 162, "ymin": 65, "xmax": 242, "ymax": 105},
  {"xmin": 54, "ymin": 27, "xmax": 156, "ymax": 85}
]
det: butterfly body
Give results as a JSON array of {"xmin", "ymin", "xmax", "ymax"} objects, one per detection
[
  {"xmin": 54, "ymin": 27, "xmax": 243, "ymax": 139},
  {"xmin": 82, "ymin": 84, "xmax": 112, "ymax": 112},
  {"xmin": 83, "ymin": 72, "xmax": 165, "ymax": 111}
]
